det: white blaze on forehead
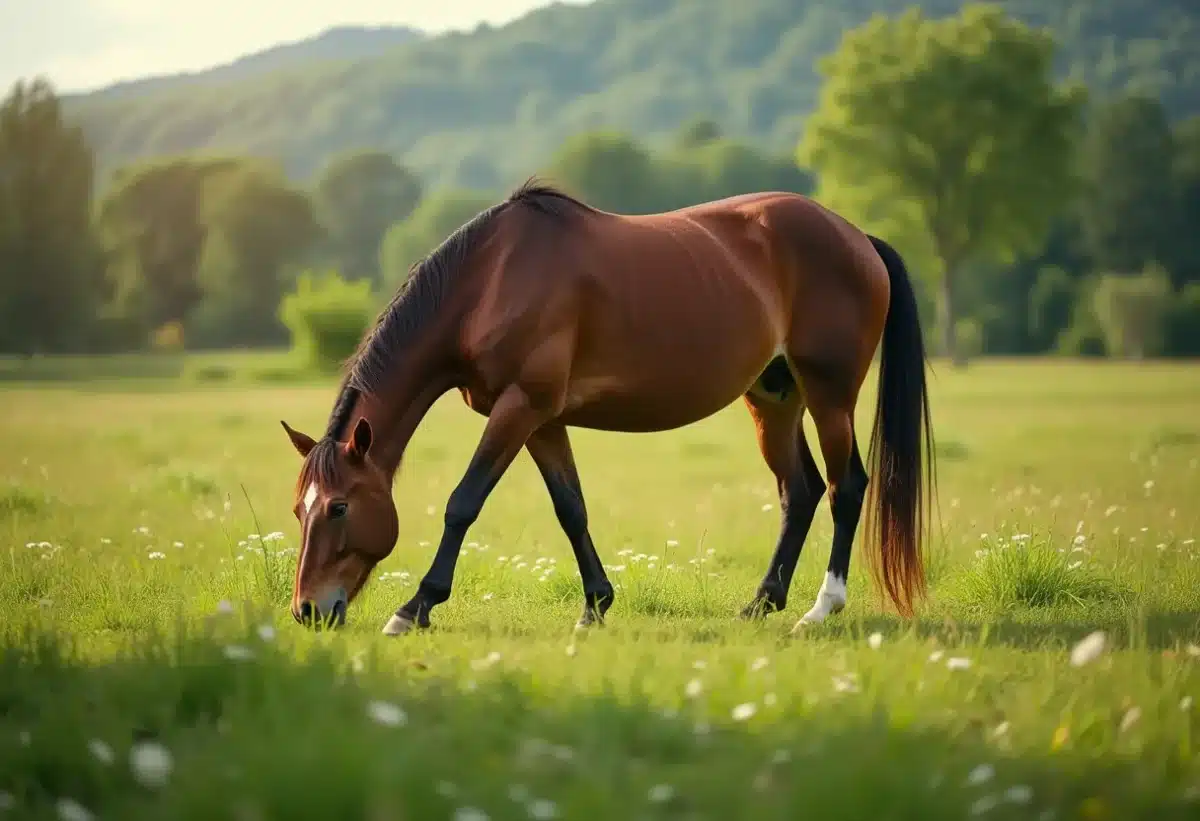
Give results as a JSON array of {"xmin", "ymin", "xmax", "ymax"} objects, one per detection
[{"xmin": 302, "ymin": 482, "xmax": 319, "ymax": 514}]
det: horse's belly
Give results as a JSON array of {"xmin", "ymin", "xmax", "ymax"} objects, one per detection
[{"xmin": 557, "ymin": 352, "xmax": 770, "ymax": 432}]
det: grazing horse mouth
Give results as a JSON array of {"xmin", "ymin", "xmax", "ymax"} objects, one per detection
[{"xmin": 295, "ymin": 598, "xmax": 347, "ymax": 629}]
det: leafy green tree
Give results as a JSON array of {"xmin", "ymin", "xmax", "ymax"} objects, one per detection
[
  {"xmin": 1078, "ymin": 94, "xmax": 1179, "ymax": 277},
  {"xmin": 379, "ymin": 191, "xmax": 495, "ymax": 290},
  {"xmin": 1028, "ymin": 265, "xmax": 1077, "ymax": 353},
  {"xmin": 189, "ymin": 166, "xmax": 320, "ymax": 347},
  {"xmin": 1171, "ymin": 116, "xmax": 1200, "ymax": 286},
  {"xmin": 312, "ymin": 150, "xmax": 423, "ymax": 282},
  {"xmin": 0, "ymin": 78, "xmax": 106, "ymax": 354},
  {"xmin": 543, "ymin": 132, "xmax": 662, "ymax": 213},
  {"xmin": 674, "ymin": 118, "xmax": 723, "ymax": 150},
  {"xmin": 97, "ymin": 156, "xmax": 246, "ymax": 332},
  {"xmin": 799, "ymin": 4, "xmax": 1086, "ymax": 365}
]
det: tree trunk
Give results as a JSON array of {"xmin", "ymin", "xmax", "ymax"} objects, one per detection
[{"xmin": 938, "ymin": 270, "xmax": 968, "ymax": 368}]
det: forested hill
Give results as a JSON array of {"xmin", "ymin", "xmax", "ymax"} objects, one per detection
[{"xmin": 64, "ymin": 0, "xmax": 1200, "ymax": 191}]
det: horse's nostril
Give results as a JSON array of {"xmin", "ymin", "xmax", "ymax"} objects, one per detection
[
  {"xmin": 330, "ymin": 599, "xmax": 347, "ymax": 628},
  {"xmin": 298, "ymin": 600, "xmax": 317, "ymax": 627}
]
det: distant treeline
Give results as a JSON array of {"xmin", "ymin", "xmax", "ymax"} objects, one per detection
[
  {"xmin": 3, "ymin": 4, "xmax": 1199, "ymax": 365},
  {"xmin": 67, "ymin": 0, "xmax": 1200, "ymax": 192}
]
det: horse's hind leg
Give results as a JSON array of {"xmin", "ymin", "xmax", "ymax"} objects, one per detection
[
  {"xmin": 739, "ymin": 392, "xmax": 827, "ymax": 618},
  {"xmin": 524, "ymin": 422, "xmax": 615, "ymax": 629},
  {"xmin": 790, "ymin": 368, "xmax": 870, "ymax": 629}
]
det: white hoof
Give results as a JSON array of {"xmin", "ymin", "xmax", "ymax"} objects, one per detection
[
  {"xmin": 381, "ymin": 614, "xmax": 414, "ymax": 636},
  {"xmin": 792, "ymin": 572, "xmax": 847, "ymax": 630}
]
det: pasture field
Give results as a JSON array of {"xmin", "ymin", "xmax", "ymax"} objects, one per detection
[{"xmin": 2, "ymin": 357, "xmax": 1200, "ymax": 820}]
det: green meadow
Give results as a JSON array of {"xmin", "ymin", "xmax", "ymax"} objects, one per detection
[{"xmin": 2, "ymin": 356, "xmax": 1199, "ymax": 820}]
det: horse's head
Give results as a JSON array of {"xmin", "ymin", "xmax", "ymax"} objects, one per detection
[{"xmin": 280, "ymin": 416, "xmax": 398, "ymax": 629}]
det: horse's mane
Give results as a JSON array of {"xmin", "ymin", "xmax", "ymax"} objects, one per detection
[{"xmin": 319, "ymin": 178, "xmax": 590, "ymax": 444}]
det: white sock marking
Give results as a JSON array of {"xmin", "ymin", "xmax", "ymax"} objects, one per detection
[
  {"xmin": 302, "ymin": 482, "xmax": 318, "ymax": 515},
  {"xmin": 797, "ymin": 571, "xmax": 847, "ymax": 625}
]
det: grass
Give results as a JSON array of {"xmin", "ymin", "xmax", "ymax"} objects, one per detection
[{"xmin": 2, "ymin": 357, "xmax": 1200, "ymax": 819}]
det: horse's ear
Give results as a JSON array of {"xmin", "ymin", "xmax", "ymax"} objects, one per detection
[
  {"xmin": 346, "ymin": 416, "xmax": 373, "ymax": 460},
  {"xmin": 280, "ymin": 420, "xmax": 317, "ymax": 457}
]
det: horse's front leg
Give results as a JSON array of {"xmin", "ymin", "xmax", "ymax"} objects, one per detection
[
  {"xmin": 524, "ymin": 422, "xmax": 614, "ymax": 630},
  {"xmin": 383, "ymin": 386, "xmax": 547, "ymax": 635}
]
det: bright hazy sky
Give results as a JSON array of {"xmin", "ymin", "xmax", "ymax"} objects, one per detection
[{"xmin": 2, "ymin": 0, "xmax": 586, "ymax": 93}]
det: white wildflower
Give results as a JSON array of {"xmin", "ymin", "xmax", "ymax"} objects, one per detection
[
  {"xmin": 1069, "ymin": 631, "xmax": 1107, "ymax": 667},
  {"xmin": 969, "ymin": 795, "xmax": 999, "ymax": 816},
  {"xmin": 966, "ymin": 764, "xmax": 995, "ymax": 786},
  {"xmin": 256, "ymin": 624, "xmax": 276, "ymax": 642},
  {"xmin": 453, "ymin": 808, "xmax": 489, "ymax": 821},
  {"xmin": 647, "ymin": 784, "xmax": 675, "ymax": 803},
  {"xmin": 222, "ymin": 644, "xmax": 253, "ymax": 661},
  {"xmin": 87, "ymin": 739, "xmax": 114, "ymax": 764},
  {"xmin": 685, "ymin": 678, "xmax": 703, "ymax": 698},
  {"xmin": 1119, "ymin": 706, "xmax": 1141, "ymax": 733},
  {"xmin": 867, "ymin": 631, "xmax": 883, "ymax": 650},
  {"xmin": 731, "ymin": 702, "xmax": 757, "ymax": 721},
  {"xmin": 55, "ymin": 798, "xmax": 94, "ymax": 821},
  {"xmin": 946, "ymin": 657, "xmax": 972, "ymax": 671},
  {"xmin": 1004, "ymin": 785, "xmax": 1034, "ymax": 805},
  {"xmin": 129, "ymin": 741, "xmax": 173, "ymax": 788},
  {"xmin": 528, "ymin": 798, "xmax": 558, "ymax": 819},
  {"xmin": 366, "ymin": 700, "xmax": 407, "ymax": 727}
]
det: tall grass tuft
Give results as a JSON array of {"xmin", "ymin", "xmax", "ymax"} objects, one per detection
[{"xmin": 955, "ymin": 537, "xmax": 1132, "ymax": 610}]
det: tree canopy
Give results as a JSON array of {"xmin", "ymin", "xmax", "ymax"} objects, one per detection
[
  {"xmin": 799, "ymin": 3, "xmax": 1087, "ymax": 364},
  {"xmin": 0, "ymin": 79, "xmax": 105, "ymax": 355}
]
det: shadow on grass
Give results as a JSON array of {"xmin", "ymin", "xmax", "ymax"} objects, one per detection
[
  {"xmin": 1, "ymin": 622, "xmax": 1197, "ymax": 820},
  {"xmin": 805, "ymin": 608, "xmax": 1200, "ymax": 653}
]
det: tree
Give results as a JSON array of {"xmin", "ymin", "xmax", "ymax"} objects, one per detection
[
  {"xmin": 312, "ymin": 150, "xmax": 423, "ymax": 282},
  {"xmin": 798, "ymin": 4, "xmax": 1086, "ymax": 365},
  {"xmin": 1078, "ymin": 94, "xmax": 1179, "ymax": 277},
  {"xmin": 189, "ymin": 166, "xmax": 320, "ymax": 347},
  {"xmin": 97, "ymin": 156, "xmax": 246, "ymax": 333},
  {"xmin": 379, "ymin": 191, "xmax": 495, "ymax": 290},
  {"xmin": 0, "ymin": 78, "xmax": 106, "ymax": 354},
  {"xmin": 674, "ymin": 118, "xmax": 723, "ymax": 150},
  {"xmin": 543, "ymin": 132, "xmax": 662, "ymax": 214},
  {"xmin": 1171, "ymin": 116, "xmax": 1200, "ymax": 286}
]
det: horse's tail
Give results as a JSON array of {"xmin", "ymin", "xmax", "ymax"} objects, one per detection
[{"xmin": 863, "ymin": 234, "xmax": 936, "ymax": 619}]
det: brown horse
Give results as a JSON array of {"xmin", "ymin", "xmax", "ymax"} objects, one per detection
[{"xmin": 280, "ymin": 180, "xmax": 935, "ymax": 635}]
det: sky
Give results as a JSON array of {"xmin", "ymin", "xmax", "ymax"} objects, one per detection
[{"xmin": 1, "ymin": 0, "xmax": 587, "ymax": 93}]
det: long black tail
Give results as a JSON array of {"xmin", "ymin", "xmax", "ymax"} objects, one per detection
[{"xmin": 863, "ymin": 235, "xmax": 936, "ymax": 619}]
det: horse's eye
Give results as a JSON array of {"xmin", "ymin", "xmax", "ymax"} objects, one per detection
[{"xmin": 328, "ymin": 501, "xmax": 348, "ymax": 520}]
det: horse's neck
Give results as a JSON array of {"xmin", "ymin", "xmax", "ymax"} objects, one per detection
[{"xmin": 360, "ymin": 353, "xmax": 457, "ymax": 484}]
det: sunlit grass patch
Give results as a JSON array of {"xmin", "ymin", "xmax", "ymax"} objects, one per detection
[{"xmin": 950, "ymin": 536, "xmax": 1133, "ymax": 611}]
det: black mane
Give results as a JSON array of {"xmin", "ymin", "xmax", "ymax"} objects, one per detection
[{"xmin": 320, "ymin": 179, "xmax": 589, "ymax": 442}]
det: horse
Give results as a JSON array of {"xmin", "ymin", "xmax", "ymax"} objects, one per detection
[{"xmin": 280, "ymin": 179, "xmax": 935, "ymax": 636}]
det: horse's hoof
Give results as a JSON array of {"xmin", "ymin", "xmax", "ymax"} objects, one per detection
[
  {"xmin": 381, "ymin": 614, "xmax": 415, "ymax": 636},
  {"xmin": 739, "ymin": 599, "xmax": 777, "ymax": 621}
]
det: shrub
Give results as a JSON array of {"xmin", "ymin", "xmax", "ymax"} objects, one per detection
[
  {"xmin": 1090, "ymin": 263, "xmax": 1173, "ymax": 358},
  {"xmin": 278, "ymin": 270, "xmax": 375, "ymax": 372},
  {"xmin": 1055, "ymin": 276, "xmax": 1111, "ymax": 357}
]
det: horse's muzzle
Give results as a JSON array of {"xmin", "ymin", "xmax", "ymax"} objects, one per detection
[{"xmin": 295, "ymin": 598, "xmax": 347, "ymax": 630}]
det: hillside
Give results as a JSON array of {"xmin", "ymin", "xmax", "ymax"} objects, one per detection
[
  {"xmin": 63, "ymin": 0, "xmax": 1200, "ymax": 192},
  {"xmin": 70, "ymin": 25, "xmax": 424, "ymax": 104}
]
